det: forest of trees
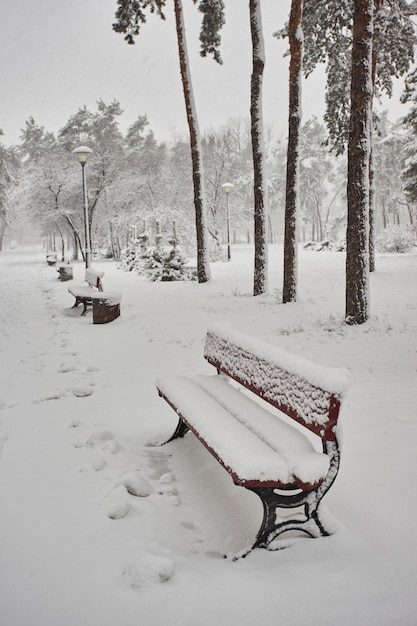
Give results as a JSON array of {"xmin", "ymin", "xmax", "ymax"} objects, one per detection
[{"xmin": 1, "ymin": 0, "xmax": 417, "ymax": 325}]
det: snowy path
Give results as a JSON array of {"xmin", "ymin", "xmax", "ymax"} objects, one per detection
[{"xmin": 0, "ymin": 245, "xmax": 416, "ymax": 626}]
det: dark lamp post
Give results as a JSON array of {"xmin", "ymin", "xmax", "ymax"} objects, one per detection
[
  {"xmin": 221, "ymin": 182, "xmax": 234, "ymax": 261},
  {"xmin": 72, "ymin": 146, "xmax": 93, "ymax": 268}
]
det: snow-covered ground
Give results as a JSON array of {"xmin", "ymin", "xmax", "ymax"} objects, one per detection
[{"xmin": 0, "ymin": 243, "xmax": 416, "ymax": 626}]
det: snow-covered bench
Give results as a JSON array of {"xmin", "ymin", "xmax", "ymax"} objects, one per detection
[
  {"xmin": 68, "ymin": 268, "xmax": 104, "ymax": 316},
  {"xmin": 157, "ymin": 324, "xmax": 350, "ymax": 552}
]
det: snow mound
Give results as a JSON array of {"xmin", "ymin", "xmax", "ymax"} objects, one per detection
[
  {"xmin": 86, "ymin": 429, "xmax": 114, "ymax": 447},
  {"xmin": 159, "ymin": 472, "xmax": 174, "ymax": 484},
  {"xmin": 121, "ymin": 472, "xmax": 152, "ymax": 497},
  {"xmin": 91, "ymin": 458, "xmax": 106, "ymax": 471},
  {"xmin": 72, "ymin": 385, "xmax": 94, "ymax": 397},
  {"xmin": 122, "ymin": 549, "xmax": 175, "ymax": 590},
  {"xmin": 106, "ymin": 486, "xmax": 131, "ymax": 519},
  {"xmin": 0, "ymin": 422, "xmax": 7, "ymax": 453}
]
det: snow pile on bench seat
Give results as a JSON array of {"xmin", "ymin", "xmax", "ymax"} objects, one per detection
[
  {"xmin": 157, "ymin": 375, "xmax": 328, "ymax": 488},
  {"xmin": 193, "ymin": 374, "xmax": 329, "ymax": 486},
  {"xmin": 68, "ymin": 285, "xmax": 96, "ymax": 298},
  {"xmin": 92, "ymin": 292, "xmax": 122, "ymax": 305}
]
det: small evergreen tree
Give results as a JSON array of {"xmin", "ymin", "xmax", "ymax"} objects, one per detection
[{"xmin": 143, "ymin": 222, "xmax": 197, "ymax": 281}]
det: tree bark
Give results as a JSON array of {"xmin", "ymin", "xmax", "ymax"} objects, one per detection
[
  {"xmin": 283, "ymin": 0, "xmax": 303, "ymax": 303},
  {"xmin": 174, "ymin": 0, "xmax": 211, "ymax": 283},
  {"xmin": 346, "ymin": 0, "xmax": 373, "ymax": 325},
  {"xmin": 369, "ymin": 146, "xmax": 375, "ymax": 272},
  {"xmin": 250, "ymin": 0, "xmax": 268, "ymax": 295}
]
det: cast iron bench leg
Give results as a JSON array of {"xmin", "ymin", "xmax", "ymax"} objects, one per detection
[
  {"xmin": 249, "ymin": 438, "xmax": 341, "ymax": 549},
  {"xmin": 163, "ymin": 417, "xmax": 190, "ymax": 444}
]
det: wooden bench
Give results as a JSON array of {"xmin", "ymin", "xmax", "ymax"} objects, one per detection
[
  {"xmin": 46, "ymin": 254, "xmax": 57, "ymax": 266},
  {"xmin": 156, "ymin": 324, "xmax": 349, "ymax": 552},
  {"xmin": 68, "ymin": 268, "xmax": 104, "ymax": 315}
]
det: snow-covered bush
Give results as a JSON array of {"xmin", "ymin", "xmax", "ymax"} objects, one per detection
[
  {"xmin": 119, "ymin": 231, "xmax": 151, "ymax": 272},
  {"xmin": 143, "ymin": 225, "xmax": 197, "ymax": 282},
  {"xmin": 376, "ymin": 226, "xmax": 416, "ymax": 253},
  {"xmin": 209, "ymin": 238, "xmax": 225, "ymax": 262},
  {"xmin": 303, "ymin": 239, "xmax": 345, "ymax": 252}
]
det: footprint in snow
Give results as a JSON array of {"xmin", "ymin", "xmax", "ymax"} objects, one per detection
[
  {"xmin": 159, "ymin": 472, "xmax": 174, "ymax": 484},
  {"xmin": 106, "ymin": 485, "xmax": 131, "ymax": 519},
  {"xmin": 86, "ymin": 429, "xmax": 120, "ymax": 454},
  {"xmin": 122, "ymin": 549, "xmax": 174, "ymax": 590},
  {"xmin": 85, "ymin": 429, "xmax": 114, "ymax": 446},
  {"xmin": 91, "ymin": 457, "xmax": 106, "ymax": 471},
  {"xmin": 121, "ymin": 471, "xmax": 152, "ymax": 497},
  {"xmin": 58, "ymin": 363, "xmax": 78, "ymax": 374},
  {"xmin": 72, "ymin": 384, "xmax": 94, "ymax": 397},
  {"xmin": 37, "ymin": 390, "xmax": 64, "ymax": 402}
]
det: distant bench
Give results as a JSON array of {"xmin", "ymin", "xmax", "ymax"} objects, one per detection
[
  {"xmin": 68, "ymin": 268, "xmax": 121, "ymax": 323},
  {"xmin": 157, "ymin": 324, "xmax": 349, "ymax": 553}
]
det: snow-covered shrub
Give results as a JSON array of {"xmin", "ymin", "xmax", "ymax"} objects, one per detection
[
  {"xmin": 119, "ymin": 231, "xmax": 151, "ymax": 272},
  {"xmin": 376, "ymin": 226, "xmax": 416, "ymax": 253},
  {"xmin": 143, "ymin": 226, "xmax": 197, "ymax": 282},
  {"xmin": 303, "ymin": 239, "xmax": 345, "ymax": 252},
  {"xmin": 209, "ymin": 238, "xmax": 224, "ymax": 262}
]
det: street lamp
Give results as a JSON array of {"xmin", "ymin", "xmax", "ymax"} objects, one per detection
[
  {"xmin": 221, "ymin": 182, "xmax": 234, "ymax": 261},
  {"xmin": 72, "ymin": 146, "xmax": 93, "ymax": 268}
]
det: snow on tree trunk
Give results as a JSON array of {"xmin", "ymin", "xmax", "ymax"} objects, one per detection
[
  {"xmin": 250, "ymin": 0, "xmax": 268, "ymax": 296},
  {"xmin": 369, "ymin": 145, "xmax": 375, "ymax": 273},
  {"xmin": 369, "ymin": 38, "xmax": 378, "ymax": 274},
  {"xmin": 174, "ymin": 0, "xmax": 211, "ymax": 284},
  {"xmin": 283, "ymin": 0, "xmax": 303, "ymax": 304},
  {"xmin": 345, "ymin": 0, "xmax": 373, "ymax": 325}
]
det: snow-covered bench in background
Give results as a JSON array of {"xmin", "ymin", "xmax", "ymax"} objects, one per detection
[
  {"xmin": 68, "ymin": 268, "xmax": 104, "ymax": 316},
  {"xmin": 157, "ymin": 324, "xmax": 350, "ymax": 553},
  {"xmin": 68, "ymin": 268, "xmax": 121, "ymax": 323}
]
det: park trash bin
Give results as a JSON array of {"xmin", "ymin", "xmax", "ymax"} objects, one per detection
[{"xmin": 92, "ymin": 292, "xmax": 121, "ymax": 324}]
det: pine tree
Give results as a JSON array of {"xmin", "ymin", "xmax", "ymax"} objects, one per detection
[
  {"xmin": 345, "ymin": 0, "xmax": 373, "ymax": 325},
  {"xmin": 143, "ymin": 221, "xmax": 197, "ymax": 281},
  {"xmin": 401, "ymin": 68, "xmax": 417, "ymax": 205},
  {"xmin": 250, "ymin": 0, "xmax": 268, "ymax": 295},
  {"xmin": 301, "ymin": 0, "xmax": 415, "ymax": 155},
  {"xmin": 0, "ymin": 133, "xmax": 19, "ymax": 251},
  {"xmin": 113, "ymin": 0, "xmax": 225, "ymax": 284},
  {"xmin": 282, "ymin": 0, "xmax": 303, "ymax": 303}
]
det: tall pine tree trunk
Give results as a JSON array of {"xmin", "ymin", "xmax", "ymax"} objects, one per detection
[
  {"xmin": 368, "ymin": 2, "xmax": 381, "ymax": 275},
  {"xmin": 369, "ymin": 143, "xmax": 375, "ymax": 272},
  {"xmin": 283, "ymin": 0, "xmax": 303, "ymax": 303},
  {"xmin": 250, "ymin": 0, "xmax": 268, "ymax": 295},
  {"xmin": 174, "ymin": 0, "xmax": 211, "ymax": 283},
  {"xmin": 346, "ymin": 0, "xmax": 373, "ymax": 325}
]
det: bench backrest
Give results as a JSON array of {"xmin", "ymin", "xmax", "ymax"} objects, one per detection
[
  {"xmin": 85, "ymin": 268, "xmax": 104, "ymax": 291},
  {"xmin": 204, "ymin": 324, "xmax": 349, "ymax": 441}
]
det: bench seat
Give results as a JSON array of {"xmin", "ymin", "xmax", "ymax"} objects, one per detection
[
  {"xmin": 68, "ymin": 285, "xmax": 97, "ymax": 298},
  {"xmin": 157, "ymin": 374, "xmax": 329, "ymax": 490},
  {"xmin": 193, "ymin": 374, "xmax": 330, "ymax": 487}
]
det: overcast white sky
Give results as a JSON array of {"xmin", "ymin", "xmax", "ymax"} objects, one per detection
[{"xmin": 0, "ymin": 0, "xmax": 410, "ymax": 147}]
